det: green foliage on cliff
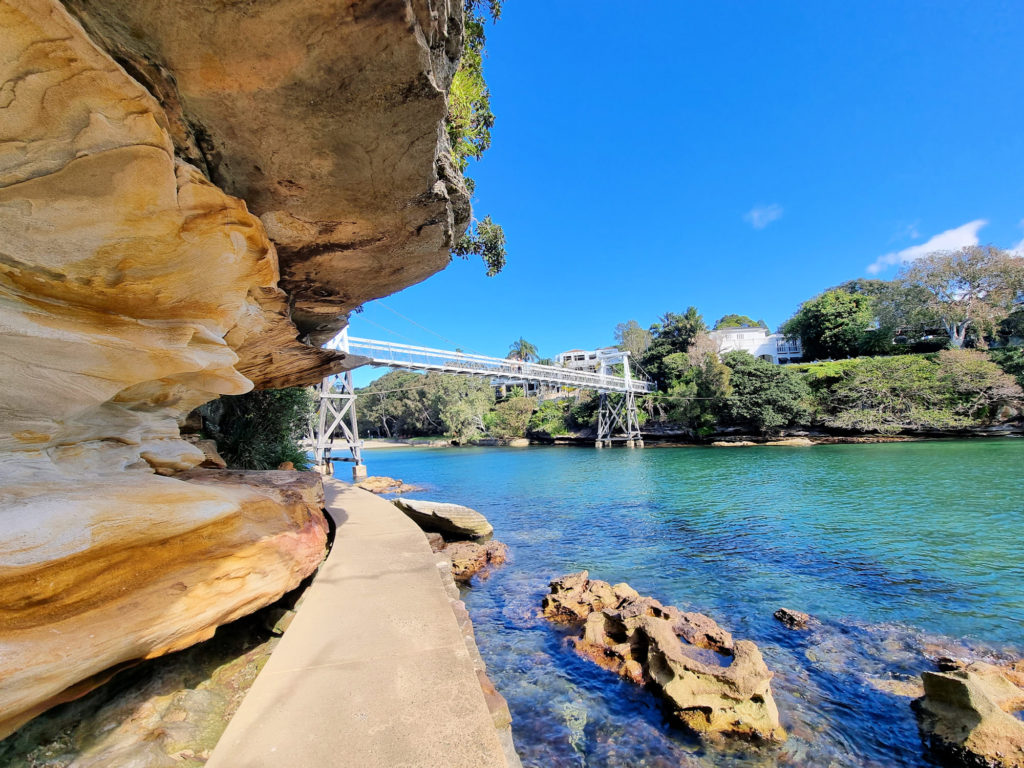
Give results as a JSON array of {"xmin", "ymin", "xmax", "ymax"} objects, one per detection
[
  {"xmin": 990, "ymin": 347, "xmax": 1024, "ymax": 389},
  {"xmin": 801, "ymin": 350, "xmax": 1023, "ymax": 433},
  {"xmin": 208, "ymin": 387, "xmax": 315, "ymax": 470},
  {"xmin": 448, "ymin": 0, "xmax": 506, "ymax": 277},
  {"xmin": 722, "ymin": 351, "xmax": 810, "ymax": 433},
  {"xmin": 640, "ymin": 307, "xmax": 708, "ymax": 389}
]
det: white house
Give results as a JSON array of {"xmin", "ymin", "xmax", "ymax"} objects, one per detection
[
  {"xmin": 707, "ymin": 327, "xmax": 802, "ymax": 365},
  {"xmin": 554, "ymin": 347, "xmax": 622, "ymax": 373}
]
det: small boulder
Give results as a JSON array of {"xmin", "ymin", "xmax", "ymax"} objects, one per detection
[
  {"xmin": 424, "ymin": 532, "xmax": 446, "ymax": 552},
  {"xmin": 444, "ymin": 540, "xmax": 509, "ymax": 583},
  {"xmin": 764, "ymin": 437, "xmax": 815, "ymax": 447},
  {"xmin": 277, "ymin": 461, "xmax": 295, "ymax": 470},
  {"xmin": 915, "ymin": 661, "xmax": 1024, "ymax": 768},
  {"xmin": 774, "ymin": 607, "xmax": 813, "ymax": 630},
  {"xmin": 393, "ymin": 497, "xmax": 493, "ymax": 540},
  {"xmin": 194, "ymin": 439, "xmax": 227, "ymax": 469},
  {"xmin": 508, "ymin": 438, "xmax": 530, "ymax": 447},
  {"xmin": 357, "ymin": 475, "xmax": 419, "ymax": 494}
]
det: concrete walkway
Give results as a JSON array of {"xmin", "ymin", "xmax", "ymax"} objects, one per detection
[{"xmin": 207, "ymin": 480, "xmax": 512, "ymax": 768}]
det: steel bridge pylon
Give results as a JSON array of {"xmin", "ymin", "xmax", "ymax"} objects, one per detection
[
  {"xmin": 595, "ymin": 352, "xmax": 644, "ymax": 448},
  {"xmin": 311, "ymin": 329, "xmax": 366, "ymax": 481}
]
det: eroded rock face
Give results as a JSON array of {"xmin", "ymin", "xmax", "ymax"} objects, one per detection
[
  {"xmin": 0, "ymin": 469, "xmax": 328, "ymax": 739},
  {"xmin": 1, "ymin": 0, "xmax": 470, "ymax": 740},
  {"xmin": 542, "ymin": 572, "xmax": 786, "ymax": 743},
  {"xmin": 63, "ymin": 0, "xmax": 471, "ymax": 343},
  {"xmin": 915, "ymin": 661, "xmax": 1024, "ymax": 768},
  {"xmin": 394, "ymin": 497, "xmax": 494, "ymax": 540}
]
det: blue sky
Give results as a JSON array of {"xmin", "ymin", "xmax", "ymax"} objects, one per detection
[{"xmin": 351, "ymin": 1, "xmax": 1024, "ymax": 385}]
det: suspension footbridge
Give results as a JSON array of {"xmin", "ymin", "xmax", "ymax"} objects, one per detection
[{"xmin": 311, "ymin": 330, "xmax": 655, "ymax": 477}]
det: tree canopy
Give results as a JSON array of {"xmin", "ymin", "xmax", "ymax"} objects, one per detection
[
  {"xmin": 714, "ymin": 314, "xmax": 766, "ymax": 329},
  {"xmin": 781, "ymin": 289, "xmax": 874, "ymax": 360},
  {"xmin": 640, "ymin": 307, "xmax": 707, "ymax": 388},
  {"xmin": 614, "ymin": 319, "xmax": 652, "ymax": 360},
  {"xmin": 897, "ymin": 245, "xmax": 1024, "ymax": 348},
  {"xmin": 508, "ymin": 337, "xmax": 539, "ymax": 362}
]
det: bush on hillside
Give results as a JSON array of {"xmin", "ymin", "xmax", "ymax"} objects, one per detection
[
  {"xmin": 722, "ymin": 351, "xmax": 810, "ymax": 434},
  {"xmin": 205, "ymin": 387, "xmax": 316, "ymax": 470}
]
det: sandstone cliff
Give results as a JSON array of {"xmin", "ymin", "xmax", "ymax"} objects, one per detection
[{"xmin": 0, "ymin": 0, "xmax": 471, "ymax": 737}]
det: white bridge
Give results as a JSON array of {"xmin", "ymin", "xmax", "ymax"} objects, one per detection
[{"xmin": 312, "ymin": 331, "xmax": 655, "ymax": 477}]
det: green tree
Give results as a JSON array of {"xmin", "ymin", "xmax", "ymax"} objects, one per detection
[
  {"xmin": 722, "ymin": 351, "xmax": 810, "ymax": 433},
  {"xmin": 508, "ymin": 337, "xmax": 539, "ymax": 362},
  {"xmin": 781, "ymin": 289, "xmax": 874, "ymax": 360},
  {"xmin": 898, "ymin": 245, "xmax": 1024, "ymax": 348},
  {"xmin": 713, "ymin": 314, "xmax": 766, "ymax": 329},
  {"xmin": 663, "ymin": 332, "xmax": 732, "ymax": 435},
  {"xmin": 427, "ymin": 375, "xmax": 494, "ymax": 442},
  {"xmin": 614, "ymin": 319, "xmax": 653, "ymax": 359},
  {"xmin": 489, "ymin": 394, "xmax": 536, "ymax": 438},
  {"xmin": 640, "ymin": 307, "xmax": 708, "ymax": 389}
]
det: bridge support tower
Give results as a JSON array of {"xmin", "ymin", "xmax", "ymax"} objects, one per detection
[
  {"xmin": 594, "ymin": 353, "xmax": 644, "ymax": 448},
  {"xmin": 312, "ymin": 329, "xmax": 366, "ymax": 480}
]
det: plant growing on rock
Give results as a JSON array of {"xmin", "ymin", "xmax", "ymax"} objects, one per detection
[{"xmin": 448, "ymin": 0, "xmax": 506, "ymax": 276}]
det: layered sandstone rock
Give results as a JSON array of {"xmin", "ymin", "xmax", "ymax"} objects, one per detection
[
  {"xmin": 394, "ymin": 497, "xmax": 495, "ymax": 540},
  {"xmin": 0, "ymin": 0, "xmax": 467, "ymax": 738},
  {"xmin": 915, "ymin": 661, "xmax": 1024, "ymax": 768},
  {"xmin": 0, "ymin": 470, "xmax": 328, "ymax": 739},
  {"xmin": 543, "ymin": 572, "xmax": 786, "ymax": 743},
  {"xmin": 63, "ymin": 0, "xmax": 471, "ymax": 344}
]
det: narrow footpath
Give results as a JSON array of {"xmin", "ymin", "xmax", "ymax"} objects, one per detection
[{"xmin": 206, "ymin": 479, "xmax": 514, "ymax": 768}]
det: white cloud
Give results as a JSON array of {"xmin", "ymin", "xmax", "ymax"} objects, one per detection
[
  {"xmin": 867, "ymin": 219, "xmax": 987, "ymax": 275},
  {"xmin": 1012, "ymin": 219, "xmax": 1024, "ymax": 257},
  {"xmin": 744, "ymin": 203, "xmax": 783, "ymax": 230}
]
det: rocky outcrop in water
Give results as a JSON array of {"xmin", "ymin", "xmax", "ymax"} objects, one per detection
[
  {"xmin": 395, "ymin": 497, "xmax": 495, "ymax": 540},
  {"xmin": 915, "ymin": 660, "xmax": 1024, "ymax": 768},
  {"xmin": 543, "ymin": 572, "xmax": 786, "ymax": 743},
  {"xmin": 357, "ymin": 476, "xmax": 420, "ymax": 494},
  {"xmin": 774, "ymin": 607, "xmax": 813, "ymax": 630}
]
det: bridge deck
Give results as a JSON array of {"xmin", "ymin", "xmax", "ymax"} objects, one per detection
[{"xmin": 346, "ymin": 337, "xmax": 654, "ymax": 394}]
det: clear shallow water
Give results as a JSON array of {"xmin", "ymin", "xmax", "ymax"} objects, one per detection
[{"xmin": 364, "ymin": 439, "xmax": 1024, "ymax": 767}]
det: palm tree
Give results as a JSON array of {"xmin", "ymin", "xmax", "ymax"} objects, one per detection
[{"xmin": 508, "ymin": 337, "xmax": 539, "ymax": 362}]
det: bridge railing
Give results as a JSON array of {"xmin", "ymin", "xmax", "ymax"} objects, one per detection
[{"xmin": 346, "ymin": 337, "xmax": 655, "ymax": 394}]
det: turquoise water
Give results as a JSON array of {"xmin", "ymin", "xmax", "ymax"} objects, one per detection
[{"xmin": 365, "ymin": 439, "xmax": 1024, "ymax": 767}]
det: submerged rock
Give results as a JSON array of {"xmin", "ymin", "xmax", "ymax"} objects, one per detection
[
  {"xmin": 764, "ymin": 437, "xmax": 815, "ymax": 446},
  {"xmin": 915, "ymin": 661, "xmax": 1024, "ymax": 768},
  {"xmin": 357, "ymin": 476, "xmax": 420, "ymax": 494},
  {"xmin": 542, "ymin": 572, "xmax": 786, "ymax": 743},
  {"xmin": 394, "ymin": 498, "xmax": 493, "ymax": 540},
  {"xmin": 444, "ymin": 540, "xmax": 509, "ymax": 583},
  {"xmin": 774, "ymin": 607, "xmax": 813, "ymax": 630}
]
